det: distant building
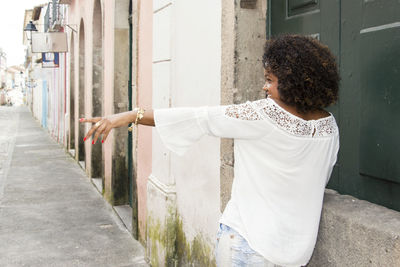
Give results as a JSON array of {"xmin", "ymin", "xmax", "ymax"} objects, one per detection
[
  {"xmin": 0, "ymin": 48, "xmax": 7, "ymax": 89},
  {"xmin": 5, "ymin": 65, "xmax": 25, "ymax": 90}
]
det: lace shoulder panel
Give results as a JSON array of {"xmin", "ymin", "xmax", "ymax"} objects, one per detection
[
  {"xmin": 224, "ymin": 98, "xmax": 337, "ymax": 137},
  {"xmin": 252, "ymin": 98, "xmax": 337, "ymax": 137},
  {"xmin": 224, "ymin": 100, "xmax": 263, "ymax": 121},
  {"xmin": 314, "ymin": 116, "xmax": 338, "ymax": 137}
]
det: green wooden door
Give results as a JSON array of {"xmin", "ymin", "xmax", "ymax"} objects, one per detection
[{"xmin": 268, "ymin": 0, "xmax": 400, "ymax": 211}]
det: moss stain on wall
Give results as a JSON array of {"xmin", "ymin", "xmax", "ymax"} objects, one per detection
[
  {"xmin": 175, "ymin": 216, "xmax": 216, "ymax": 267},
  {"xmin": 147, "ymin": 216, "xmax": 163, "ymax": 267},
  {"xmin": 147, "ymin": 209, "xmax": 216, "ymax": 267}
]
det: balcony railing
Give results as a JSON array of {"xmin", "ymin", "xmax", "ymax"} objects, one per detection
[{"xmin": 44, "ymin": 0, "xmax": 67, "ymax": 32}]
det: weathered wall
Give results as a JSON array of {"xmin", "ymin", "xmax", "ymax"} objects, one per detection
[
  {"xmin": 31, "ymin": 81, "xmax": 41, "ymax": 122},
  {"xmin": 135, "ymin": 0, "xmax": 153, "ymax": 244},
  {"xmin": 172, "ymin": 0, "xmax": 221, "ymax": 264},
  {"xmin": 148, "ymin": 0, "xmax": 221, "ymax": 265},
  {"xmin": 68, "ymin": 32, "xmax": 75, "ymax": 152},
  {"xmin": 148, "ymin": 0, "xmax": 176, "ymax": 264},
  {"xmin": 29, "ymin": 7, "xmax": 68, "ymax": 145},
  {"xmin": 90, "ymin": 0, "xmax": 104, "ymax": 180},
  {"xmin": 111, "ymin": 0, "xmax": 130, "ymax": 205},
  {"xmin": 71, "ymin": 3, "xmax": 79, "ymax": 163},
  {"xmin": 69, "ymin": 0, "xmax": 92, "ymax": 170},
  {"xmin": 220, "ymin": 0, "xmax": 267, "ymax": 211},
  {"xmin": 174, "ymin": 0, "xmax": 222, "ymax": 244},
  {"xmin": 78, "ymin": 18, "xmax": 87, "ymax": 165},
  {"xmin": 102, "ymin": 0, "xmax": 114, "ymax": 200},
  {"xmin": 68, "ymin": 0, "xmax": 130, "ymax": 205},
  {"xmin": 83, "ymin": 1, "xmax": 94, "ymax": 176},
  {"xmin": 31, "ymin": 74, "xmax": 44, "ymax": 124}
]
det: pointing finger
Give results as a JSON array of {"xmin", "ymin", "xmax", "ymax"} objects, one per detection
[{"xmin": 80, "ymin": 117, "xmax": 102, "ymax": 123}]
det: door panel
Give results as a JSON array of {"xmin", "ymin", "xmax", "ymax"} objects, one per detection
[
  {"xmin": 269, "ymin": 0, "xmax": 400, "ymax": 210},
  {"xmin": 341, "ymin": 0, "xmax": 400, "ymax": 209},
  {"xmin": 358, "ymin": 0, "xmax": 400, "ymax": 183},
  {"xmin": 288, "ymin": 0, "xmax": 319, "ymax": 17},
  {"xmin": 359, "ymin": 26, "xmax": 400, "ymax": 183},
  {"xmin": 271, "ymin": 0, "xmax": 323, "ymax": 37}
]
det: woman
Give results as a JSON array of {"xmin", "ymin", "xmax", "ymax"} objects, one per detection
[{"xmin": 81, "ymin": 35, "xmax": 340, "ymax": 267}]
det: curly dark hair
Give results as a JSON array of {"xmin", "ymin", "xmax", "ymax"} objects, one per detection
[{"xmin": 262, "ymin": 34, "xmax": 339, "ymax": 113}]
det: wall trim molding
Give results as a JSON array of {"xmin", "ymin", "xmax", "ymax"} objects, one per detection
[{"xmin": 148, "ymin": 174, "xmax": 176, "ymax": 196}]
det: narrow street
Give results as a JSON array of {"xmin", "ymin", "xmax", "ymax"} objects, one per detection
[{"xmin": 0, "ymin": 106, "xmax": 148, "ymax": 267}]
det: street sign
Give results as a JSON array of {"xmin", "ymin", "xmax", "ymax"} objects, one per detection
[
  {"xmin": 32, "ymin": 32, "xmax": 68, "ymax": 53},
  {"xmin": 42, "ymin": 53, "xmax": 59, "ymax": 68}
]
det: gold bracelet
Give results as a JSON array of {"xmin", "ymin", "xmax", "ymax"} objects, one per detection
[{"xmin": 128, "ymin": 108, "xmax": 145, "ymax": 132}]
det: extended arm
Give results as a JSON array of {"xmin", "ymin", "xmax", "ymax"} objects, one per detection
[
  {"xmin": 81, "ymin": 100, "xmax": 274, "ymax": 152},
  {"xmin": 80, "ymin": 109, "xmax": 155, "ymax": 144}
]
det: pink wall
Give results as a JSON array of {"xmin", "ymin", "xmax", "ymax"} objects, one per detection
[
  {"xmin": 102, "ymin": 0, "xmax": 115, "ymax": 196},
  {"xmin": 68, "ymin": 1, "xmax": 149, "ymax": 236},
  {"xmin": 137, "ymin": 0, "xmax": 153, "ymax": 242},
  {"xmin": 69, "ymin": 0, "xmax": 114, "ymax": 196},
  {"xmin": 84, "ymin": 1, "xmax": 93, "ymax": 176},
  {"xmin": 71, "ymin": 0, "xmax": 79, "ymax": 163}
]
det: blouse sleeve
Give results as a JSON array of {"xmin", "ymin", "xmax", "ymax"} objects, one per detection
[
  {"xmin": 325, "ymin": 132, "xmax": 340, "ymax": 186},
  {"xmin": 154, "ymin": 100, "xmax": 274, "ymax": 156}
]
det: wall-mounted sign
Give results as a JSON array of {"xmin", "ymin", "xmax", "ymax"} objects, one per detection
[
  {"xmin": 42, "ymin": 53, "xmax": 59, "ymax": 68},
  {"xmin": 32, "ymin": 32, "xmax": 68, "ymax": 53}
]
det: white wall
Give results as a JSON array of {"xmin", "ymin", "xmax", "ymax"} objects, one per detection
[
  {"xmin": 173, "ymin": 0, "xmax": 221, "ymax": 243},
  {"xmin": 32, "ymin": 80, "xmax": 42, "ymax": 123},
  {"xmin": 151, "ymin": 0, "xmax": 221, "ymax": 248}
]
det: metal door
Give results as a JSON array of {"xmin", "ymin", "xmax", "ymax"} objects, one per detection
[{"xmin": 268, "ymin": 0, "xmax": 400, "ymax": 211}]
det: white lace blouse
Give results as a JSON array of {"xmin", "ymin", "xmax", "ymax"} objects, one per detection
[{"xmin": 154, "ymin": 98, "xmax": 339, "ymax": 267}]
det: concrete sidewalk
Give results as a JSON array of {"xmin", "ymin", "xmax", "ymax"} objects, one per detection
[{"xmin": 0, "ymin": 106, "xmax": 148, "ymax": 267}]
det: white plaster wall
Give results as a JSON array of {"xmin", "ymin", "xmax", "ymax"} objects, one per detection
[
  {"xmin": 171, "ymin": 0, "xmax": 222, "ymax": 245},
  {"xmin": 152, "ymin": 0, "xmax": 222, "ymax": 246},
  {"xmin": 152, "ymin": 61, "xmax": 171, "ymax": 184},
  {"xmin": 83, "ymin": 1, "xmax": 94, "ymax": 174},
  {"xmin": 47, "ymin": 71, "xmax": 54, "ymax": 133},
  {"xmin": 32, "ymin": 81, "xmax": 42, "ymax": 123},
  {"xmin": 33, "ymin": 68, "xmax": 53, "ymax": 128},
  {"xmin": 101, "ymin": 0, "xmax": 115, "ymax": 187},
  {"xmin": 58, "ymin": 54, "xmax": 66, "ymax": 144},
  {"xmin": 152, "ymin": 0, "xmax": 173, "ymax": 187}
]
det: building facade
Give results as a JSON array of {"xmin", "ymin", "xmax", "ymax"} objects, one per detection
[
  {"xmin": 23, "ymin": 0, "xmax": 400, "ymax": 266},
  {"xmin": 0, "ymin": 48, "xmax": 7, "ymax": 105},
  {"xmin": 0, "ymin": 48, "xmax": 7, "ymax": 90}
]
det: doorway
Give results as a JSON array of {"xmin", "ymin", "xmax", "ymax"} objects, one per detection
[
  {"xmin": 78, "ymin": 19, "xmax": 86, "ymax": 168},
  {"xmin": 91, "ymin": 0, "xmax": 104, "ymax": 187}
]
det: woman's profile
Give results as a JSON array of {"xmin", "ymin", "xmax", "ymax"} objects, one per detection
[{"xmin": 81, "ymin": 34, "xmax": 340, "ymax": 267}]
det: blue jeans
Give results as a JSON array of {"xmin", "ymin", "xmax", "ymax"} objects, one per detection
[{"xmin": 215, "ymin": 224, "xmax": 281, "ymax": 267}]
